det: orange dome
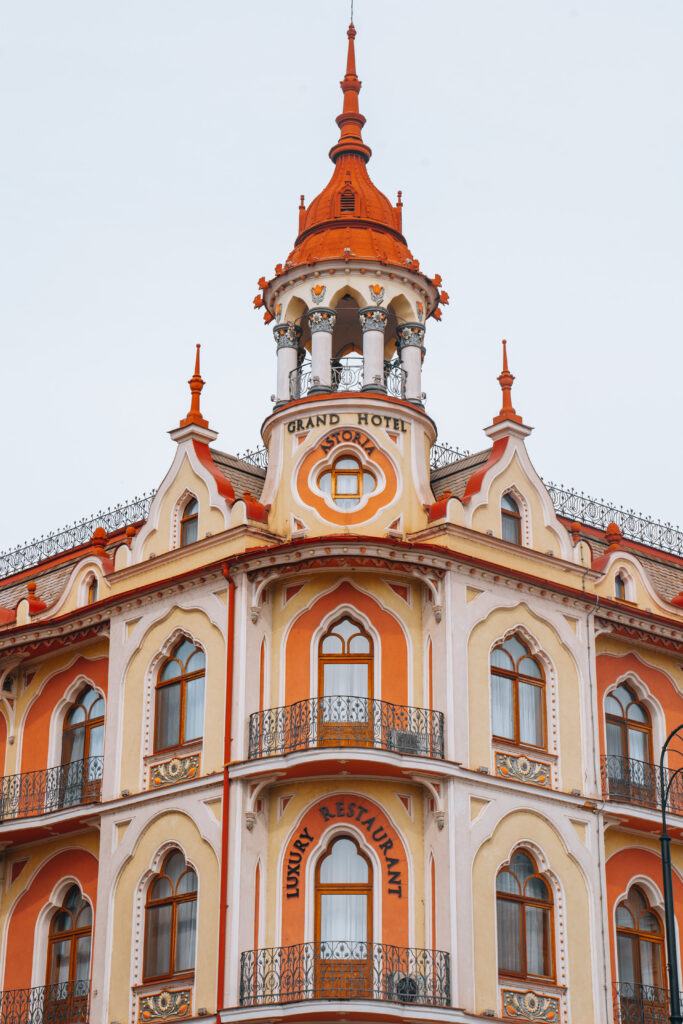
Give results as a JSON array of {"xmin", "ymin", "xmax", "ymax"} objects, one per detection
[{"xmin": 284, "ymin": 24, "xmax": 417, "ymax": 271}]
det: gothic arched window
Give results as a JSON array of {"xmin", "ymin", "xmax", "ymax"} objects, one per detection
[
  {"xmin": 496, "ymin": 850, "xmax": 554, "ymax": 982},
  {"xmin": 318, "ymin": 617, "xmax": 373, "ymax": 745},
  {"xmin": 61, "ymin": 687, "xmax": 105, "ymax": 768},
  {"xmin": 605, "ymin": 683, "xmax": 654, "ymax": 804},
  {"xmin": 491, "ymin": 635, "xmax": 546, "ymax": 749},
  {"xmin": 180, "ymin": 498, "xmax": 199, "ymax": 547},
  {"xmin": 154, "ymin": 640, "xmax": 206, "ymax": 752},
  {"xmin": 616, "ymin": 887, "xmax": 664, "ymax": 990},
  {"xmin": 315, "ymin": 836, "xmax": 372, "ymax": 995},
  {"xmin": 143, "ymin": 850, "xmax": 198, "ymax": 983},
  {"xmin": 501, "ymin": 494, "xmax": 522, "ymax": 545},
  {"xmin": 615, "ymin": 573, "xmax": 626, "ymax": 600},
  {"xmin": 86, "ymin": 577, "xmax": 98, "ymax": 605},
  {"xmin": 47, "ymin": 886, "xmax": 92, "ymax": 989}
]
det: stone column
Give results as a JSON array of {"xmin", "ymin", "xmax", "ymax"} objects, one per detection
[
  {"xmin": 359, "ymin": 307, "xmax": 388, "ymax": 391},
  {"xmin": 307, "ymin": 307, "xmax": 336, "ymax": 393},
  {"xmin": 274, "ymin": 323, "xmax": 303, "ymax": 403},
  {"xmin": 397, "ymin": 323, "xmax": 425, "ymax": 403}
]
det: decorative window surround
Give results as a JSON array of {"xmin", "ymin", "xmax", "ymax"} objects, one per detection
[
  {"xmin": 495, "ymin": 751, "xmax": 552, "ymax": 788},
  {"xmin": 148, "ymin": 753, "xmax": 201, "ymax": 790},
  {"xmin": 501, "ymin": 986, "xmax": 564, "ymax": 1021},
  {"xmin": 137, "ymin": 985, "xmax": 192, "ymax": 1022}
]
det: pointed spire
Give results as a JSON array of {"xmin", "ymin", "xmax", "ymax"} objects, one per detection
[
  {"xmin": 179, "ymin": 344, "xmax": 209, "ymax": 429},
  {"xmin": 328, "ymin": 23, "xmax": 372, "ymax": 164},
  {"xmin": 492, "ymin": 339, "xmax": 523, "ymax": 425}
]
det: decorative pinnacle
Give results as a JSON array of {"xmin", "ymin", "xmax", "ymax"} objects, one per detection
[
  {"xmin": 328, "ymin": 22, "xmax": 372, "ymax": 164},
  {"xmin": 179, "ymin": 343, "xmax": 209, "ymax": 429},
  {"xmin": 492, "ymin": 339, "xmax": 523, "ymax": 425}
]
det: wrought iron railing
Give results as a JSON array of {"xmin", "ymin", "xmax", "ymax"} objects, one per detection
[
  {"xmin": 429, "ymin": 442, "xmax": 471, "ymax": 470},
  {"xmin": 600, "ymin": 755, "xmax": 683, "ymax": 815},
  {"xmin": 235, "ymin": 447, "xmax": 269, "ymax": 470},
  {"xmin": 0, "ymin": 979, "xmax": 89, "ymax": 1023},
  {"xmin": 545, "ymin": 482, "xmax": 683, "ymax": 556},
  {"xmin": 0, "ymin": 757, "xmax": 103, "ymax": 821},
  {"xmin": 613, "ymin": 982, "xmax": 676, "ymax": 1023},
  {"xmin": 248, "ymin": 697, "xmax": 444, "ymax": 760},
  {"xmin": 289, "ymin": 358, "xmax": 407, "ymax": 401},
  {"xmin": 240, "ymin": 941, "xmax": 450, "ymax": 1007},
  {"xmin": 0, "ymin": 493, "xmax": 154, "ymax": 580}
]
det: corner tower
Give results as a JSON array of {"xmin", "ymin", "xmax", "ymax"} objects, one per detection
[{"xmin": 256, "ymin": 22, "xmax": 448, "ymax": 538}]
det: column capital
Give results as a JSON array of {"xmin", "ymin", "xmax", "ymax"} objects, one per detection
[
  {"xmin": 273, "ymin": 322, "xmax": 303, "ymax": 349},
  {"xmin": 396, "ymin": 322, "xmax": 425, "ymax": 350},
  {"xmin": 307, "ymin": 307, "xmax": 336, "ymax": 333},
  {"xmin": 359, "ymin": 306, "xmax": 388, "ymax": 333}
]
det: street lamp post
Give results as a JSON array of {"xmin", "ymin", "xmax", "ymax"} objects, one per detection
[{"xmin": 660, "ymin": 724, "xmax": 683, "ymax": 1024}]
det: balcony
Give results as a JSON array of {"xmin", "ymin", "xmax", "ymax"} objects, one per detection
[
  {"xmin": 0, "ymin": 758, "xmax": 103, "ymax": 821},
  {"xmin": 289, "ymin": 357, "xmax": 407, "ymax": 401},
  {"xmin": 0, "ymin": 980, "xmax": 89, "ymax": 1023},
  {"xmin": 248, "ymin": 697, "xmax": 444, "ymax": 761},
  {"xmin": 600, "ymin": 755, "xmax": 683, "ymax": 816},
  {"xmin": 240, "ymin": 941, "xmax": 450, "ymax": 1008},
  {"xmin": 613, "ymin": 982, "xmax": 676, "ymax": 1023}
]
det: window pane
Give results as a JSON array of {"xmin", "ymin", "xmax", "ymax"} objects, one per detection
[
  {"xmin": 640, "ymin": 912, "xmax": 661, "ymax": 934},
  {"xmin": 323, "ymin": 662, "xmax": 368, "ymax": 699},
  {"xmin": 334, "ymin": 496, "xmax": 360, "ymax": 510},
  {"xmin": 319, "ymin": 472, "xmax": 332, "ymax": 494},
  {"xmin": 151, "ymin": 877, "xmax": 173, "ymax": 900},
  {"xmin": 510, "ymin": 853, "xmax": 535, "ymax": 886},
  {"xmin": 320, "ymin": 894, "xmax": 367, "ymax": 947},
  {"xmin": 491, "ymin": 675, "xmax": 514, "ymax": 739},
  {"xmin": 186, "ymin": 650, "xmax": 205, "ymax": 674},
  {"xmin": 320, "ymin": 838, "xmax": 368, "ymax": 883},
  {"xmin": 501, "ymin": 494, "xmax": 518, "ymax": 513},
  {"xmin": 66, "ymin": 706, "xmax": 87, "ymax": 726},
  {"xmin": 181, "ymin": 518, "xmax": 198, "ymax": 546},
  {"xmin": 336, "ymin": 473, "xmax": 359, "ymax": 496},
  {"xmin": 491, "ymin": 648, "xmax": 514, "ymax": 672},
  {"xmin": 90, "ymin": 697, "xmax": 105, "ymax": 719},
  {"xmin": 144, "ymin": 904, "xmax": 172, "ymax": 978},
  {"xmin": 496, "ymin": 870, "xmax": 520, "ymax": 895},
  {"xmin": 75, "ymin": 935, "xmax": 91, "ymax": 981},
  {"xmin": 183, "ymin": 676, "xmax": 205, "ymax": 742},
  {"xmin": 640, "ymin": 937, "xmax": 662, "ymax": 987},
  {"xmin": 502, "ymin": 512, "xmax": 521, "ymax": 544},
  {"xmin": 606, "ymin": 695, "xmax": 623, "ymax": 717},
  {"xmin": 497, "ymin": 898, "xmax": 522, "ymax": 974},
  {"xmin": 348, "ymin": 633, "xmax": 370, "ymax": 654},
  {"xmin": 77, "ymin": 904, "xmax": 93, "ymax": 928},
  {"xmin": 628, "ymin": 727, "xmax": 648, "ymax": 762},
  {"xmin": 607, "ymin": 722, "xmax": 624, "ymax": 758},
  {"xmin": 161, "ymin": 659, "xmax": 182, "ymax": 682},
  {"xmin": 518, "ymin": 656, "xmax": 542, "ymax": 679},
  {"xmin": 616, "ymin": 906, "xmax": 634, "ymax": 928},
  {"xmin": 175, "ymin": 900, "xmax": 197, "ymax": 973},
  {"xmin": 165, "ymin": 852, "xmax": 186, "ymax": 887},
  {"xmin": 362, "ymin": 473, "xmax": 375, "ymax": 494},
  {"xmin": 617, "ymin": 934, "xmax": 636, "ymax": 985},
  {"xmin": 155, "ymin": 683, "xmax": 181, "ymax": 749},
  {"xmin": 526, "ymin": 905, "xmax": 551, "ymax": 977},
  {"xmin": 62, "ymin": 726, "xmax": 86, "ymax": 764},
  {"xmin": 177, "ymin": 869, "xmax": 198, "ymax": 895},
  {"xmin": 628, "ymin": 702, "xmax": 648, "ymax": 723},
  {"xmin": 88, "ymin": 723, "xmax": 104, "ymax": 760},
  {"xmin": 525, "ymin": 876, "xmax": 549, "ymax": 900},
  {"xmin": 336, "ymin": 458, "xmax": 358, "ymax": 470},
  {"xmin": 321, "ymin": 634, "xmax": 343, "ymax": 654},
  {"xmin": 503, "ymin": 636, "xmax": 528, "ymax": 663},
  {"xmin": 518, "ymin": 682, "xmax": 543, "ymax": 747},
  {"xmin": 49, "ymin": 940, "xmax": 72, "ymax": 984}
]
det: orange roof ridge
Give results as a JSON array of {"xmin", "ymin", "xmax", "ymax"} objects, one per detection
[
  {"xmin": 179, "ymin": 343, "xmax": 209, "ymax": 429},
  {"xmin": 492, "ymin": 339, "xmax": 523, "ymax": 425}
]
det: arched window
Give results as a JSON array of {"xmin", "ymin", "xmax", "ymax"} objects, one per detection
[
  {"xmin": 61, "ymin": 687, "xmax": 105, "ymax": 806},
  {"xmin": 318, "ymin": 617, "xmax": 373, "ymax": 745},
  {"xmin": 86, "ymin": 577, "xmax": 98, "ymax": 605},
  {"xmin": 491, "ymin": 635, "xmax": 545, "ymax": 749},
  {"xmin": 143, "ymin": 850, "xmax": 197, "ymax": 983},
  {"xmin": 605, "ymin": 683, "xmax": 654, "ymax": 804},
  {"xmin": 615, "ymin": 573, "xmax": 626, "ymax": 600},
  {"xmin": 318, "ymin": 458, "xmax": 376, "ymax": 510},
  {"xmin": 180, "ymin": 498, "xmax": 199, "ymax": 547},
  {"xmin": 154, "ymin": 639, "xmax": 206, "ymax": 752},
  {"xmin": 616, "ymin": 887, "xmax": 664, "ymax": 992},
  {"xmin": 501, "ymin": 494, "xmax": 522, "ymax": 545},
  {"xmin": 47, "ymin": 886, "xmax": 92, "ymax": 996},
  {"xmin": 315, "ymin": 836, "xmax": 372, "ymax": 995},
  {"xmin": 496, "ymin": 850, "xmax": 554, "ymax": 982}
]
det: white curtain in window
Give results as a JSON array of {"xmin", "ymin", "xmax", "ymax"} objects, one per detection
[
  {"xmin": 525, "ymin": 905, "xmax": 550, "ymax": 976},
  {"xmin": 518, "ymin": 682, "xmax": 543, "ymax": 746},
  {"xmin": 320, "ymin": 894, "xmax": 367, "ymax": 950},
  {"xmin": 496, "ymin": 899, "xmax": 522, "ymax": 973},
  {"xmin": 491, "ymin": 675, "xmax": 514, "ymax": 739}
]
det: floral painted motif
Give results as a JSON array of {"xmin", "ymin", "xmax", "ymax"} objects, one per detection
[
  {"xmin": 311, "ymin": 283, "xmax": 327, "ymax": 304},
  {"xmin": 150, "ymin": 754, "xmax": 200, "ymax": 789},
  {"xmin": 307, "ymin": 308, "xmax": 336, "ymax": 333},
  {"xmin": 502, "ymin": 989, "xmax": 560, "ymax": 1021},
  {"xmin": 139, "ymin": 989, "xmax": 192, "ymax": 1022},
  {"xmin": 368, "ymin": 283, "xmax": 385, "ymax": 305},
  {"xmin": 358, "ymin": 307, "xmax": 388, "ymax": 333},
  {"xmin": 496, "ymin": 752, "xmax": 550, "ymax": 787}
]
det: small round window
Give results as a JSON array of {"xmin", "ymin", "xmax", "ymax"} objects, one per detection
[{"xmin": 318, "ymin": 456, "xmax": 376, "ymax": 510}]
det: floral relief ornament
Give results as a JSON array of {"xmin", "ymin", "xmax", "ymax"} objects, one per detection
[
  {"xmin": 311, "ymin": 283, "xmax": 327, "ymax": 304},
  {"xmin": 139, "ymin": 989, "xmax": 192, "ymax": 1022},
  {"xmin": 502, "ymin": 990, "xmax": 560, "ymax": 1021},
  {"xmin": 496, "ymin": 752, "xmax": 550, "ymax": 787},
  {"xmin": 150, "ymin": 754, "xmax": 200, "ymax": 788},
  {"xmin": 369, "ymin": 283, "xmax": 385, "ymax": 305}
]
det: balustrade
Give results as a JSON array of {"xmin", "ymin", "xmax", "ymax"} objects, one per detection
[
  {"xmin": 0, "ymin": 980, "xmax": 89, "ymax": 1023},
  {"xmin": 289, "ymin": 358, "xmax": 406, "ymax": 401},
  {"xmin": 248, "ymin": 697, "xmax": 444, "ymax": 760},
  {"xmin": 0, "ymin": 757, "xmax": 103, "ymax": 821},
  {"xmin": 240, "ymin": 941, "xmax": 450, "ymax": 1008},
  {"xmin": 601, "ymin": 755, "xmax": 683, "ymax": 815},
  {"xmin": 613, "ymin": 981, "xmax": 676, "ymax": 1023}
]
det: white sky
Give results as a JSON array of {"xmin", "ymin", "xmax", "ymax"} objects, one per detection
[{"xmin": 1, "ymin": 1, "xmax": 682, "ymax": 551}]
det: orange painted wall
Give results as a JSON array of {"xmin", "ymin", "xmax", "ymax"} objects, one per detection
[
  {"xmin": 0, "ymin": 711, "xmax": 7, "ymax": 776},
  {"xmin": 285, "ymin": 582, "xmax": 408, "ymax": 705},
  {"xmin": 280, "ymin": 795, "xmax": 409, "ymax": 947},
  {"xmin": 20, "ymin": 657, "xmax": 108, "ymax": 773},
  {"xmin": 4, "ymin": 848, "xmax": 98, "ymax": 989}
]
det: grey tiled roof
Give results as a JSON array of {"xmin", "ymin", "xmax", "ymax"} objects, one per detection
[
  {"xmin": 0, "ymin": 560, "xmax": 78, "ymax": 611},
  {"xmin": 430, "ymin": 449, "xmax": 492, "ymax": 500},
  {"xmin": 209, "ymin": 449, "xmax": 266, "ymax": 501}
]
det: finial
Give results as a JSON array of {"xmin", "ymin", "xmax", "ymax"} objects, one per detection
[
  {"xmin": 179, "ymin": 343, "xmax": 209, "ymax": 429},
  {"xmin": 492, "ymin": 339, "xmax": 523, "ymax": 425},
  {"xmin": 328, "ymin": 19, "xmax": 371, "ymax": 163}
]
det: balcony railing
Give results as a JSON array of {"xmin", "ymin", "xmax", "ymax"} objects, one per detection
[
  {"xmin": 289, "ymin": 358, "xmax": 407, "ymax": 401},
  {"xmin": 600, "ymin": 755, "xmax": 683, "ymax": 815},
  {"xmin": 0, "ymin": 980, "xmax": 89, "ymax": 1023},
  {"xmin": 240, "ymin": 941, "xmax": 450, "ymax": 1008},
  {"xmin": 0, "ymin": 758, "xmax": 103, "ymax": 821},
  {"xmin": 248, "ymin": 697, "xmax": 444, "ymax": 761},
  {"xmin": 613, "ymin": 982, "xmax": 676, "ymax": 1023}
]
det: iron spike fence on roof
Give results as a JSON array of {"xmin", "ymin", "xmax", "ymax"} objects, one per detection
[
  {"xmin": 236, "ymin": 447, "xmax": 269, "ymax": 470},
  {"xmin": 544, "ymin": 482, "xmax": 683, "ymax": 557},
  {"xmin": 0, "ymin": 492, "xmax": 155, "ymax": 580},
  {"xmin": 429, "ymin": 442, "xmax": 471, "ymax": 470}
]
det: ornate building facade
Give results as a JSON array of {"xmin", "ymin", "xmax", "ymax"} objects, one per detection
[{"xmin": 1, "ymin": 20, "xmax": 683, "ymax": 1024}]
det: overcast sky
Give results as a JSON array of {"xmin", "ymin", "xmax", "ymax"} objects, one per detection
[{"xmin": 1, "ymin": 1, "xmax": 681, "ymax": 552}]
